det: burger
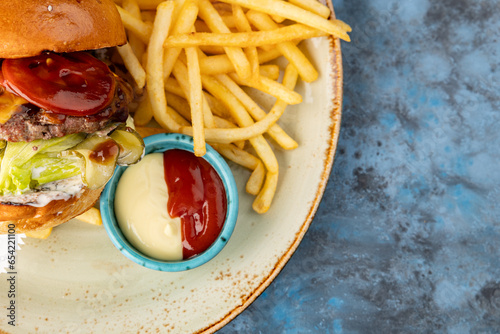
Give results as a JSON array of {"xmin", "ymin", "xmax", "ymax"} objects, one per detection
[{"xmin": 0, "ymin": 0, "xmax": 144, "ymax": 233}]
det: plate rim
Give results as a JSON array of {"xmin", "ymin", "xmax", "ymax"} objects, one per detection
[{"xmin": 202, "ymin": 5, "xmax": 344, "ymax": 333}]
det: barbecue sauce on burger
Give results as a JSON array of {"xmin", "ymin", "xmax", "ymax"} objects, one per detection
[{"xmin": 0, "ymin": 52, "xmax": 133, "ymax": 142}]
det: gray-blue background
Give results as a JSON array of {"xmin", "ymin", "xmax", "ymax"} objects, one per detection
[{"xmin": 219, "ymin": 0, "xmax": 500, "ymax": 333}]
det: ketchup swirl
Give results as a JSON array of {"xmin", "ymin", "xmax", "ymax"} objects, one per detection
[{"xmin": 163, "ymin": 149, "xmax": 227, "ymax": 259}]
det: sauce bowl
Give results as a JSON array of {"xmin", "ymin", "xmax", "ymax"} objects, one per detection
[{"xmin": 100, "ymin": 133, "xmax": 239, "ymax": 271}]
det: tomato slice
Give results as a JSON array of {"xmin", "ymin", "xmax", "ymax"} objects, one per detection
[{"xmin": 1, "ymin": 52, "xmax": 116, "ymax": 116}]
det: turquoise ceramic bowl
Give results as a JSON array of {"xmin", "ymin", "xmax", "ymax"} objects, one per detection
[{"xmin": 100, "ymin": 133, "xmax": 239, "ymax": 272}]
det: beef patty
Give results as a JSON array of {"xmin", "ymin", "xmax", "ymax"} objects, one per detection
[{"xmin": 0, "ymin": 77, "xmax": 133, "ymax": 142}]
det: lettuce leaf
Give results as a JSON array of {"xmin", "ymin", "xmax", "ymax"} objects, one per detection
[
  {"xmin": 0, "ymin": 125, "xmax": 144, "ymax": 195},
  {"xmin": 0, "ymin": 133, "xmax": 85, "ymax": 195},
  {"xmin": 28, "ymin": 154, "xmax": 83, "ymax": 185}
]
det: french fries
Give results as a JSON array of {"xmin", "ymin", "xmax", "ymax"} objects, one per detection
[
  {"xmin": 145, "ymin": 1, "xmax": 180, "ymax": 132},
  {"xmin": 216, "ymin": 0, "xmax": 351, "ymax": 41},
  {"xmin": 164, "ymin": 24, "xmax": 326, "ymax": 48},
  {"xmin": 122, "ymin": 0, "xmax": 146, "ymax": 60},
  {"xmin": 76, "ymin": 208, "xmax": 103, "ymax": 226},
  {"xmin": 115, "ymin": 0, "xmax": 165, "ymax": 10},
  {"xmin": 246, "ymin": 10, "xmax": 318, "ymax": 82},
  {"xmin": 162, "ymin": 0, "xmax": 199, "ymax": 80},
  {"xmin": 25, "ymin": 207, "xmax": 104, "ymax": 239},
  {"xmin": 197, "ymin": 0, "xmax": 252, "ymax": 80},
  {"xmin": 289, "ymin": 0, "xmax": 331, "ymax": 19},
  {"xmin": 116, "ymin": 5, "xmax": 153, "ymax": 44},
  {"xmin": 232, "ymin": 4, "xmax": 259, "ymax": 84},
  {"xmin": 185, "ymin": 46, "xmax": 206, "ymax": 156},
  {"xmin": 25, "ymin": 228, "xmax": 53, "ymax": 239},
  {"xmin": 116, "ymin": 0, "xmax": 350, "ymax": 213},
  {"xmin": 117, "ymin": 43, "xmax": 146, "ymax": 88}
]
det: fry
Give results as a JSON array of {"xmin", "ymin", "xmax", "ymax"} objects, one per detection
[
  {"xmin": 117, "ymin": 43, "xmax": 146, "ymax": 88},
  {"xmin": 133, "ymin": 91, "xmax": 154, "ymax": 126},
  {"xmin": 162, "ymin": 0, "xmax": 199, "ymax": 80},
  {"xmin": 221, "ymin": 14, "xmax": 237, "ymax": 28},
  {"xmin": 165, "ymin": 92, "xmax": 190, "ymax": 119},
  {"xmin": 271, "ymin": 14, "xmax": 285, "ymax": 23},
  {"xmin": 186, "ymin": 47, "xmax": 206, "ymax": 156},
  {"xmin": 213, "ymin": 116, "xmax": 237, "ymax": 129},
  {"xmin": 244, "ymin": 47, "xmax": 260, "ymax": 84},
  {"xmin": 212, "ymin": 118, "xmax": 246, "ymax": 149},
  {"xmin": 253, "ymin": 171, "xmax": 278, "ymax": 213},
  {"xmin": 216, "ymin": 0, "xmax": 351, "ymax": 41},
  {"xmin": 135, "ymin": 0, "xmax": 164, "ymax": 10},
  {"xmin": 172, "ymin": 60, "xmax": 216, "ymax": 128},
  {"xmin": 232, "ymin": 4, "xmax": 259, "ymax": 83},
  {"xmin": 265, "ymin": 64, "xmax": 300, "ymax": 149},
  {"xmin": 146, "ymin": 1, "xmax": 180, "ymax": 132},
  {"xmin": 289, "ymin": 0, "xmax": 331, "ymax": 19},
  {"xmin": 197, "ymin": 0, "xmax": 251, "ymax": 80},
  {"xmin": 76, "ymin": 207, "xmax": 103, "ymax": 226},
  {"xmin": 116, "ymin": 5, "xmax": 153, "ymax": 44},
  {"xmin": 212, "ymin": 2, "xmax": 233, "ymax": 13},
  {"xmin": 204, "ymin": 92, "xmax": 231, "ymax": 118},
  {"xmin": 181, "ymin": 110, "xmax": 282, "ymax": 143},
  {"xmin": 213, "ymin": 143, "xmax": 265, "ymax": 194},
  {"xmin": 246, "ymin": 162, "xmax": 265, "ymax": 195},
  {"xmin": 164, "ymin": 24, "xmax": 326, "ymax": 48},
  {"xmin": 115, "ymin": 0, "xmax": 165, "ymax": 10},
  {"xmin": 122, "ymin": 0, "xmax": 141, "ymax": 17},
  {"xmin": 194, "ymin": 20, "xmax": 211, "ymax": 33},
  {"xmin": 122, "ymin": 0, "xmax": 146, "ymax": 60},
  {"xmin": 216, "ymin": 72, "xmax": 298, "ymax": 150},
  {"xmin": 247, "ymin": 10, "xmax": 318, "ymax": 82},
  {"xmin": 167, "ymin": 105, "xmax": 191, "ymax": 126},
  {"xmin": 25, "ymin": 228, "xmax": 52, "ymax": 239},
  {"xmin": 199, "ymin": 54, "xmax": 236, "ymax": 75},
  {"xmin": 165, "ymin": 77, "xmax": 186, "ymax": 98},
  {"xmin": 128, "ymin": 31, "xmax": 146, "ymax": 60},
  {"xmin": 198, "ymin": 45, "xmax": 226, "ymax": 54},
  {"xmin": 194, "ymin": 16, "xmax": 236, "ymax": 31},
  {"xmin": 259, "ymin": 64, "xmax": 280, "ymax": 81},
  {"xmin": 141, "ymin": 10, "xmax": 156, "ymax": 23},
  {"xmin": 213, "ymin": 143, "xmax": 259, "ymax": 170},
  {"xmin": 172, "ymin": 0, "xmax": 187, "ymax": 22},
  {"xmin": 229, "ymin": 72, "xmax": 302, "ymax": 105},
  {"xmin": 199, "ymin": 46, "xmax": 285, "ymax": 75},
  {"xmin": 135, "ymin": 126, "xmax": 167, "ymax": 138},
  {"xmin": 198, "ymin": 74, "xmax": 278, "ymax": 173}
]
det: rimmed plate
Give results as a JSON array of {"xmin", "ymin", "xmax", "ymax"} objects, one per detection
[{"xmin": 0, "ymin": 4, "xmax": 343, "ymax": 333}]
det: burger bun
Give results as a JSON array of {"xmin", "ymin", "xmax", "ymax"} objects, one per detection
[
  {"xmin": 0, "ymin": 0, "xmax": 126, "ymax": 58},
  {"xmin": 0, "ymin": 186, "xmax": 104, "ymax": 233}
]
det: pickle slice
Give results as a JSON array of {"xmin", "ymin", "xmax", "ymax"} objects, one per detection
[
  {"xmin": 65, "ymin": 136, "xmax": 120, "ymax": 190},
  {"xmin": 109, "ymin": 128, "xmax": 145, "ymax": 166}
]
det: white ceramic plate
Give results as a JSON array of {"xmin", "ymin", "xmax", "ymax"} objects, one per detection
[{"xmin": 0, "ymin": 7, "xmax": 343, "ymax": 334}]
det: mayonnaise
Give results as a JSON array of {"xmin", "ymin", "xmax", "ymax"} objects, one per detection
[
  {"xmin": 114, "ymin": 153, "xmax": 183, "ymax": 261},
  {"xmin": 0, "ymin": 175, "xmax": 84, "ymax": 207}
]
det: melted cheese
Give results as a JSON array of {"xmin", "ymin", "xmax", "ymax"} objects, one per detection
[{"xmin": 0, "ymin": 89, "xmax": 28, "ymax": 124}]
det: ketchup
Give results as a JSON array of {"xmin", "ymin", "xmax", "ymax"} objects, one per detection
[{"xmin": 163, "ymin": 149, "xmax": 227, "ymax": 259}]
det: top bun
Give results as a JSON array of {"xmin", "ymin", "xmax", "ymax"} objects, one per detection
[{"xmin": 0, "ymin": 0, "xmax": 126, "ymax": 58}]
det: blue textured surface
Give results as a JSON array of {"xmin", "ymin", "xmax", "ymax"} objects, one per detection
[{"xmin": 218, "ymin": 0, "xmax": 500, "ymax": 333}]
